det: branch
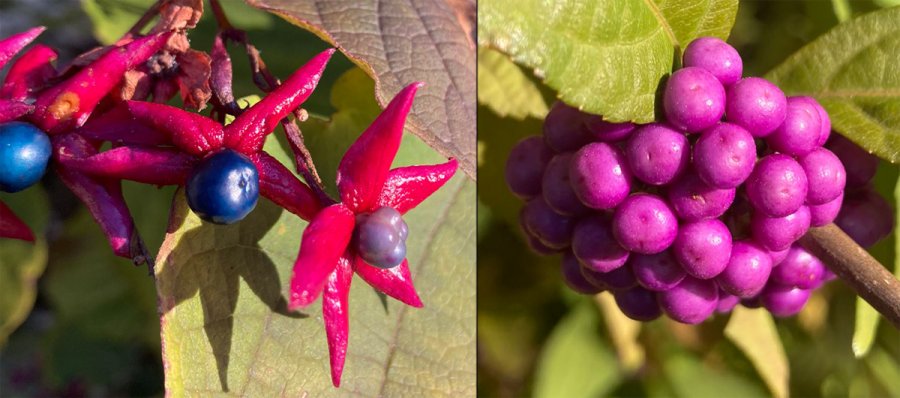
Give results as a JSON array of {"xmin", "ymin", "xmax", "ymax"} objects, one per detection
[
  {"xmin": 126, "ymin": 0, "xmax": 167, "ymax": 38},
  {"xmin": 799, "ymin": 223, "xmax": 900, "ymax": 329}
]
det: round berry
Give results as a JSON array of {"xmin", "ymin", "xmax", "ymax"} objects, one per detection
[
  {"xmin": 631, "ymin": 251, "xmax": 686, "ymax": 291},
  {"xmin": 572, "ymin": 214, "xmax": 630, "ymax": 273},
  {"xmin": 663, "ymin": 67, "xmax": 726, "ymax": 132},
  {"xmin": 612, "ymin": 194, "xmax": 678, "ymax": 254},
  {"xmin": 769, "ymin": 246, "xmax": 790, "ymax": 266},
  {"xmin": 544, "ymin": 102, "xmax": 592, "ymax": 152},
  {"xmin": 771, "ymin": 245, "xmax": 824, "ymax": 289},
  {"xmin": 561, "ymin": 252, "xmax": 605, "ymax": 294},
  {"xmin": 761, "ymin": 284, "xmax": 810, "ymax": 317},
  {"xmin": 672, "ymin": 219, "xmax": 733, "ymax": 279},
  {"xmin": 525, "ymin": 233, "xmax": 560, "ymax": 256},
  {"xmin": 826, "ymin": 134, "xmax": 878, "ymax": 188},
  {"xmin": 745, "ymin": 154, "xmax": 808, "ymax": 217},
  {"xmin": 809, "ymin": 192, "xmax": 843, "ymax": 227},
  {"xmin": 667, "ymin": 171, "xmax": 736, "ymax": 222},
  {"xmin": 583, "ymin": 115, "xmax": 635, "ymax": 142},
  {"xmin": 186, "ymin": 149, "xmax": 260, "ymax": 224},
  {"xmin": 624, "ymin": 123, "xmax": 689, "ymax": 185},
  {"xmin": 793, "ymin": 96, "xmax": 831, "ymax": 146},
  {"xmin": 542, "ymin": 153, "xmax": 589, "ymax": 216},
  {"xmin": 836, "ymin": 188, "xmax": 893, "ymax": 248},
  {"xmin": 585, "ymin": 264, "xmax": 637, "ymax": 291},
  {"xmin": 505, "ymin": 136, "xmax": 554, "ymax": 199},
  {"xmin": 570, "ymin": 142, "xmax": 632, "ymax": 209},
  {"xmin": 716, "ymin": 240, "xmax": 773, "ymax": 298},
  {"xmin": 693, "ymin": 123, "xmax": 757, "ymax": 189},
  {"xmin": 750, "ymin": 205, "xmax": 811, "ymax": 251},
  {"xmin": 799, "ymin": 147, "xmax": 845, "ymax": 205},
  {"xmin": 614, "ymin": 287, "xmax": 662, "ymax": 321},
  {"xmin": 521, "ymin": 197, "xmax": 575, "ymax": 249},
  {"xmin": 716, "ymin": 292, "xmax": 740, "ymax": 313},
  {"xmin": 0, "ymin": 121, "xmax": 51, "ymax": 193},
  {"xmin": 766, "ymin": 96, "xmax": 822, "ymax": 157},
  {"xmin": 658, "ymin": 276, "xmax": 718, "ymax": 324},
  {"xmin": 682, "ymin": 37, "xmax": 743, "ymax": 86},
  {"xmin": 356, "ymin": 207, "xmax": 408, "ymax": 269},
  {"xmin": 725, "ymin": 77, "xmax": 787, "ymax": 137}
]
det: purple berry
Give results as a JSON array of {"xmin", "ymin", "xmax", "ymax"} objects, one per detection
[
  {"xmin": 663, "ymin": 67, "xmax": 726, "ymax": 132},
  {"xmin": 570, "ymin": 142, "xmax": 632, "ymax": 209},
  {"xmin": 761, "ymin": 284, "xmax": 811, "ymax": 317},
  {"xmin": 769, "ymin": 246, "xmax": 790, "ymax": 266},
  {"xmin": 799, "ymin": 147, "xmax": 845, "ymax": 205},
  {"xmin": 745, "ymin": 154, "xmax": 808, "ymax": 217},
  {"xmin": 584, "ymin": 263, "xmax": 637, "ymax": 291},
  {"xmin": 826, "ymin": 135, "xmax": 878, "ymax": 188},
  {"xmin": 543, "ymin": 102, "xmax": 592, "ymax": 152},
  {"xmin": 631, "ymin": 250, "xmax": 686, "ymax": 291},
  {"xmin": 809, "ymin": 192, "xmax": 843, "ymax": 227},
  {"xmin": 506, "ymin": 136, "xmax": 554, "ymax": 199},
  {"xmin": 525, "ymin": 233, "xmax": 560, "ymax": 256},
  {"xmin": 751, "ymin": 205, "xmax": 811, "ymax": 251},
  {"xmin": 716, "ymin": 293, "xmax": 740, "ymax": 313},
  {"xmin": 562, "ymin": 251, "xmax": 605, "ymax": 294},
  {"xmin": 693, "ymin": 123, "xmax": 757, "ymax": 188},
  {"xmin": 766, "ymin": 96, "xmax": 822, "ymax": 157},
  {"xmin": 584, "ymin": 115, "xmax": 635, "ymax": 142},
  {"xmin": 624, "ymin": 123, "xmax": 689, "ymax": 185},
  {"xmin": 771, "ymin": 245, "xmax": 825, "ymax": 289},
  {"xmin": 725, "ymin": 77, "xmax": 787, "ymax": 137},
  {"xmin": 658, "ymin": 276, "xmax": 719, "ymax": 324},
  {"xmin": 672, "ymin": 219, "xmax": 733, "ymax": 279},
  {"xmin": 521, "ymin": 197, "xmax": 575, "ymax": 249},
  {"xmin": 614, "ymin": 287, "xmax": 663, "ymax": 321},
  {"xmin": 836, "ymin": 188, "xmax": 894, "ymax": 247},
  {"xmin": 542, "ymin": 153, "xmax": 590, "ymax": 216},
  {"xmin": 716, "ymin": 240, "xmax": 773, "ymax": 298},
  {"xmin": 682, "ymin": 37, "xmax": 743, "ymax": 86},
  {"xmin": 572, "ymin": 214, "xmax": 630, "ymax": 273},
  {"xmin": 667, "ymin": 171, "xmax": 736, "ymax": 221},
  {"xmin": 356, "ymin": 207, "xmax": 409, "ymax": 268},
  {"xmin": 792, "ymin": 96, "xmax": 831, "ymax": 146},
  {"xmin": 612, "ymin": 194, "xmax": 679, "ymax": 254}
]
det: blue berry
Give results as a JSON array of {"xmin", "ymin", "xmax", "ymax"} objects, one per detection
[
  {"xmin": 0, "ymin": 121, "xmax": 52, "ymax": 193},
  {"xmin": 356, "ymin": 206, "xmax": 408, "ymax": 269},
  {"xmin": 186, "ymin": 149, "xmax": 260, "ymax": 225}
]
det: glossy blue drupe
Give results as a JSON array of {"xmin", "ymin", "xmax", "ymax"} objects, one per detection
[
  {"xmin": 0, "ymin": 121, "xmax": 52, "ymax": 193},
  {"xmin": 356, "ymin": 206, "xmax": 408, "ymax": 268},
  {"xmin": 186, "ymin": 149, "xmax": 259, "ymax": 225}
]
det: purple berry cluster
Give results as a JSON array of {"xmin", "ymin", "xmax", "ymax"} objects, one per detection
[{"xmin": 505, "ymin": 36, "xmax": 893, "ymax": 324}]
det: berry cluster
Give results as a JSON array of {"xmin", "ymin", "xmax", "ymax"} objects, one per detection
[{"xmin": 506, "ymin": 37, "xmax": 892, "ymax": 324}]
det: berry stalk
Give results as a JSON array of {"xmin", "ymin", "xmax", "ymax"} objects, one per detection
[{"xmin": 800, "ymin": 223, "xmax": 900, "ymax": 329}]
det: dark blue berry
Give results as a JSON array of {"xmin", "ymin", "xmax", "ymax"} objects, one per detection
[
  {"xmin": 186, "ymin": 149, "xmax": 259, "ymax": 225},
  {"xmin": 356, "ymin": 206, "xmax": 408, "ymax": 268},
  {"xmin": 0, "ymin": 121, "xmax": 51, "ymax": 193}
]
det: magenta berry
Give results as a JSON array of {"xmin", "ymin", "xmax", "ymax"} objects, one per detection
[
  {"xmin": 826, "ymin": 134, "xmax": 878, "ymax": 188},
  {"xmin": 612, "ymin": 193, "xmax": 678, "ymax": 254},
  {"xmin": 542, "ymin": 153, "xmax": 589, "ymax": 216},
  {"xmin": 766, "ymin": 96, "xmax": 822, "ymax": 157},
  {"xmin": 693, "ymin": 123, "xmax": 757, "ymax": 189},
  {"xmin": 544, "ymin": 102, "xmax": 592, "ymax": 152},
  {"xmin": 561, "ymin": 251, "xmax": 606, "ymax": 294},
  {"xmin": 572, "ymin": 214, "xmax": 630, "ymax": 273},
  {"xmin": 505, "ymin": 136, "xmax": 553, "ymax": 199},
  {"xmin": 521, "ymin": 197, "xmax": 575, "ymax": 249},
  {"xmin": 761, "ymin": 284, "xmax": 811, "ymax": 317},
  {"xmin": 584, "ymin": 115, "xmax": 635, "ymax": 142},
  {"xmin": 672, "ymin": 219, "xmax": 733, "ymax": 279},
  {"xmin": 799, "ymin": 147, "xmax": 845, "ymax": 205},
  {"xmin": 809, "ymin": 192, "xmax": 843, "ymax": 227},
  {"xmin": 631, "ymin": 250, "xmax": 686, "ymax": 291},
  {"xmin": 745, "ymin": 154, "xmax": 808, "ymax": 217},
  {"xmin": 725, "ymin": 77, "xmax": 787, "ymax": 137},
  {"xmin": 624, "ymin": 123, "xmax": 689, "ymax": 185},
  {"xmin": 750, "ymin": 205, "xmax": 811, "ymax": 251},
  {"xmin": 682, "ymin": 37, "xmax": 743, "ymax": 86},
  {"xmin": 716, "ymin": 240, "xmax": 773, "ymax": 298},
  {"xmin": 663, "ymin": 67, "xmax": 726, "ymax": 132},
  {"xmin": 658, "ymin": 276, "xmax": 718, "ymax": 324},
  {"xmin": 667, "ymin": 171, "xmax": 736, "ymax": 222},
  {"xmin": 570, "ymin": 142, "xmax": 632, "ymax": 209},
  {"xmin": 770, "ymin": 245, "xmax": 825, "ymax": 289}
]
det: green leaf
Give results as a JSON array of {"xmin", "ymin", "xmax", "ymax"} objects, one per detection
[
  {"xmin": 156, "ymin": 68, "xmax": 475, "ymax": 395},
  {"xmin": 0, "ymin": 186, "xmax": 49, "ymax": 345},
  {"xmin": 663, "ymin": 350, "xmax": 768, "ymax": 398},
  {"xmin": 765, "ymin": 7, "xmax": 900, "ymax": 163},
  {"xmin": 533, "ymin": 299, "xmax": 622, "ymax": 398},
  {"xmin": 479, "ymin": 0, "xmax": 739, "ymax": 123},
  {"xmin": 477, "ymin": 47, "xmax": 549, "ymax": 120},
  {"xmin": 724, "ymin": 307, "xmax": 789, "ymax": 398},
  {"xmin": 245, "ymin": 0, "xmax": 477, "ymax": 179}
]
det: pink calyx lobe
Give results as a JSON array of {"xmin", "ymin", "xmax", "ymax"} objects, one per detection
[
  {"xmin": 0, "ymin": 26, "xmax": 45, "ymax": 70},
  {"xmin": 377, "ymin": 158, "xmax": 459, "ymax": 214},
  {"xmin": 250, "ymin": 152, "xmax": 322, "ymax": 221},
  {"xmin": 0, "ymin": 201, "xmax": 35, "ymax": 242},
  {"xmin": 353, "ymin": 257, "xmax": 423, "ymax": 308},
  {"xmin": 0, "ymin": 100, "xmax": 33, "ymax": 123},
  {"xmin": 61, "ymin": 145, "xmax": 197, "ymax": 186},
  {"xmin": 122, "ymin": 100, "xmax": 224, "ymax": 156},
  {"xmin": 336, "ymin": 82, "xmax": 423, "ymax": 213},
  {"xmin": 323, "ymin": 254, "xmax": 353, "ymax": 387},
  {"xmin": 1, "ymin": 44, "xmax": 58, "ymax": 100},
  {"xmin": 289, "ymin": 203, "xmax": 356, "ymax": 310}
]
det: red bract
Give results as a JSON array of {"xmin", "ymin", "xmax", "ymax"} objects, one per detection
[
  {"xmin": 286, "ymin": 82, "xmax": 458, "ymax": 386},
  {"xmin": 64, "ymin": 49, "xmax": 337, "ymax": 222},
  {"xmin": 0, "ymin": 27, "xmax": 170, "ymax": 258}
]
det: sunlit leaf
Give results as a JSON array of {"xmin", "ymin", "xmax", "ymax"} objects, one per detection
[
  {"xmin": 766, "ymin": 7, "xmax": 900, "ymax": 163},
  {"xmin": 479, "ymin": 0, "xmax": 738, "ymax": 123},
  {"xmin": 245, "ymin": 0, "xmax": 477, "ymax": 179},
  {"xmin": 724, "ymin": 307, "xmax": 789, "ymax": 398},
  {"xmin": 477, "ymin": 47, "xmax": 548, "ymax": 120}
]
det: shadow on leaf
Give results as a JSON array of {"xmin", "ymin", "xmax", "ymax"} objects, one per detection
[{"xmin": 156, "ymin": 192, "xmax": 305, "ymax": 392}]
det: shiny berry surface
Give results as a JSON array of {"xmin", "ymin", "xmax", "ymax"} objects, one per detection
[
  {"xmin": 0, "ymin": 121, "xmax": 52, "ymax": 193},
  {"xmin": 186, "ymin": 149, "xmax": 260, "ymax": 225},
  {"xmin": 355, "ymin": 206, "xmax": 409, "ymax": 269}
]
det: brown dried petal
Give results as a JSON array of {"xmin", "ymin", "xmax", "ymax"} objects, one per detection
[
  {"xmin": 151, "ymin": 0, "xmax": 204, "ymax": 33},
  {"xmin": 117, "ymin": 69, "xmax": 152, "ymax": 102},
  {"xmin": 164, "ymin": 32, "xmax": 191, "ymax": 54},
  {"xmin": 176, "ymin": 49, "xmax": 212, "ymax": 110}
]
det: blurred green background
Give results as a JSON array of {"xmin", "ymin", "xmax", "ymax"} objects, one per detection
[
  {"xmin": 477, "ymin": 1, "xmax": 900, "ymax": 397},
  {"xmin": 0, "ymin": 1, "xmax": 354, "ymax": 395}
]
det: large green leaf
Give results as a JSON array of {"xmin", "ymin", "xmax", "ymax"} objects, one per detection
[
  {"xmin": 533, "ymin": 299, "xmax": 622, "ymax": 398},
  {"xmin": 479, "ymin": 0, "xmax": 739, "ymax": 123},
  {"xmin": 245, "ymin": 0, "xmax": 478, "ymax": 179},
  {"xmin": 0, "ymin": 186, "xmax": 49, "ymax": 345},
  {"xmin": 724, "ymin": 307, "xmax": 789, "ymax": 398},
  {"xmin": 155, "ymin": 68, "xmax": 475, "ymax": 395},
  {"xmin": 477, "ymin": 47, "xmax": 549, "ymax": 120},
  {"xmin": 765, "ymin": 7, "xmax": 900, "ymax": 163}
]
